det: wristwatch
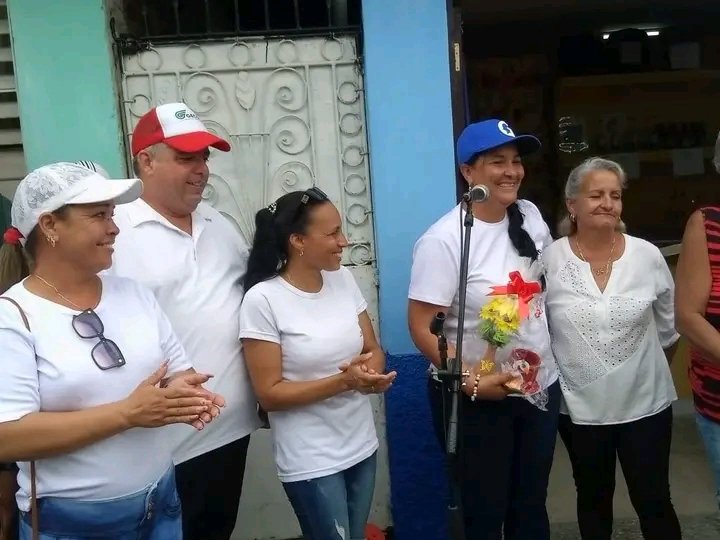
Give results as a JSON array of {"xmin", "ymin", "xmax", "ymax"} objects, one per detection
[{"xmin": 0, "ymin": 462, "xmax": 17, "ymax": 472}]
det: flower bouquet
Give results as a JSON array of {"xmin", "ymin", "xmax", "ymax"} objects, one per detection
[
  {"xmin": 474, "ymin": 271, "xmax": 549, "ymax": 409},
  {"xmin": 477, "ymin": 296, "xmax": 524, "ymax": 392}
]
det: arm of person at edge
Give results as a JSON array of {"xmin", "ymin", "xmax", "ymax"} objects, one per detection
[
  {"xmin": 0, "ymin": 468, "xmax": 17, "ymax": 540},
  {"xmin": 675, "ymin": 209, "xmax": 720, "ymax": 364},
  {"xmin": 242, "ymin": 318, "xmax": 397, "ymax": 413},
  {"xmin": 0, "ymin": 363, "xmax": 216, "ymax": 462},
  {"xmin": 407, "ymin": 300, "xmax": 516, "ymax": 400},
  {"xmin": 651, "ymin": 242, "xmax": 681, "ymax": 364}
]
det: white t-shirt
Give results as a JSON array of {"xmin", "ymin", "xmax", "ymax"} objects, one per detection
[
  {"xmin": 408, "ymin": 200, "xmax": 559, "ymax": 395},
  {"xmin": 238, "ymin": 266, "xmax": 378, "ymax": 482},
  {"xmin": 0, "ymin": 276, "xmax": 192, "ymax": 510},
  {"xmin": 542, "ymin": 235, "xmax": 679, "ymax": 424},
  {"xmin": 109, "ymin": 199, "xmax": 261, "ymax": 464}
]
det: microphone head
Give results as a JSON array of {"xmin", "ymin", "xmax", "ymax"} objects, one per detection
[
  {"xmin": 464, "ymin": 184, "xmax": 490, "ymax": 203},
  {"xmin": 430, "ymin": 312, "xmax": 446, "ymax": 336}
]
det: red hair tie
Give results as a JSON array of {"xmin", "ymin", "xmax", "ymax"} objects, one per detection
[{"xmin": 3, "ymin": 227, "xmax": 23, "ymax": 246}]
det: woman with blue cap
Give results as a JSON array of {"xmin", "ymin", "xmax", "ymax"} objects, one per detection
[{"xmin": 408, "ymin": 119, "xmax": 559, "ymax": 539}]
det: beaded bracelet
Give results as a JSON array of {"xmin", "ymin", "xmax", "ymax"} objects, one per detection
[{"xmin": 471, "ymin": 374, "xmax": 481, "ymax": 402}]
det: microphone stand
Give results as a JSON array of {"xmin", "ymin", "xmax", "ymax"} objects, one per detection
[{"xmin": 432, "ymin": 197, "xmax": 475, "ymax": 540}]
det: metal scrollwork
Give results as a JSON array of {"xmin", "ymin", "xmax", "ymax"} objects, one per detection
[
  {"xmin": 137, "ymin": 47, "xmax": 163, "ymax": 72},
  {"xmin": 349, "ymin": 243, "xmax": 373, "ymax": 265},
  {"xmin": 267, "ymin": 68, "xmax": 307, "ymax": 112},
  {"xmin": 337, "ymin": 81, "xmax": 360, "ymax": 105},
  {"xmin": 342, "ymin": 145, "xmax": 365, "ymax": 167},
  {"xmin": 228, "ymin": 41, "xmax": 253, "ymax": 67},
  {"xmin": 343, "ymin": 174, "xmax": 367, "ymax": 195},
  {"xmin": 272, "ymin": 161, "xmax": 315, "ymax": 193},
  {"xmin": 270, "ymin": 116, "xmax": 311, "ymax": 155},
  {"xmin": 339, "ymin": 113, "xmax": 362, "ymax": 136},
  {"xmin": 276, "ymin": 40, "xmax": 299, "ymax": 64},
  {"xmin": 321, "ymin": 37, "xmax": 344, "ymax": 62},
  {"xmin": 235, "ymin": 72, "xmax": 256, "ymax": 111},
  {"xmin": 183, "ymin": 44, "xmax": 207, "ymax": 70},
  {"xmin": 128, "ymin": 94, "xmax": 152, "ymax": 118},
  {"xmin": 182, "ymin": 72, "xmax": 228, "ymax": 115},
  {"xmin": 201, "ymin": 180, "xmax": 219, "ymax": 205},
  {"xmin": 346, "ymin": 203, "xmax": 370, "ymax": 226}
]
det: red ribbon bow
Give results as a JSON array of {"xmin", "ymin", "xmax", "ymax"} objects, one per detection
[
  {"xmin": 3, "ymin": 227, "xmax": 23, "ymax": 246},
  {"xmin": 489, "ymin": 271, "xmax": 541, "ymax": 319}
]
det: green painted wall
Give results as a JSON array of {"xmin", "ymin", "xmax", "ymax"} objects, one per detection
[{"xmin": 8, "ymin": 0, "xmax": 126, "ymax": 177}]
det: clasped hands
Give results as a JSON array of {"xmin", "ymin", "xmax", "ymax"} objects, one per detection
[
  {"xmin": 338, "ymin": 352, "xmax": 397, "ymax": 394},
  {"xmin": 122, "ymin": 362, "xmax": 225, "ymax": 432}
]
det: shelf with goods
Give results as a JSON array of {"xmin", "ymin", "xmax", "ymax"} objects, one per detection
[{"xmin": 553, "ymin": 68, "xmax": 720, "ymax": 245}]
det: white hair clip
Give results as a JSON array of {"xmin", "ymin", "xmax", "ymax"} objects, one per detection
[{"xmin": 267, "ymin": 202, "xmax": 277, "ymax": 214}]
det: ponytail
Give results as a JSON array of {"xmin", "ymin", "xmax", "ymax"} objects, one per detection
[
  {"xmin": 244, "ymin": 208, "xmax": 284, "ymax": 292},
  {"xmin": 507, "ymin": 202, "xmax": 539, "ymax": 261},
  {"xmin": 0, "ymin": 240, "xmax": 31, "ymax": 294},
  {"xmin": 507, "ymin": 202, "xmax": 546, "ymax": 290}
]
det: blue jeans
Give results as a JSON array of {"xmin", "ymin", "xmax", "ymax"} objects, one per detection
[
  {"xmin": 19, "ymin": 467, "xmax": 181, "ymax": 540},
  {"xmin": 282, "ymin": 452, "xmax": 377, "ymax": 540},
  {"xmin": 695, "ymin": 411, "xmax": 720, "ymax": 509}
]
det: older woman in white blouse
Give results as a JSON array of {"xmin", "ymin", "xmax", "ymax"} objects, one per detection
[{"xmin": 542, "ymin": 157, "xmax": 681, "ymax": 540}]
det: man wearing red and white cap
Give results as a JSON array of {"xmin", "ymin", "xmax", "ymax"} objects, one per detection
[{"xmin": 108, "ymin": 103, "xmax": 261, "ymax": 540}]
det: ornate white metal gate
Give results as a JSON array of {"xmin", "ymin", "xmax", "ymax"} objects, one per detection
[
  {"xmin": 118, "ymin": 36, "xmax": 390, "ymax": 539},
  {"xmin": 119, "ymin": 35, "xmax": 378, "ymax": 324}
]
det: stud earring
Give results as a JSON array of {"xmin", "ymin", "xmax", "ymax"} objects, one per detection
[
  {"xmin": 46, "ymin": 234, "xmax": 57, "ymax": 248},
  {"xmin": 570, "ymin": 214, "xmax": 576, "ymax": 223}
]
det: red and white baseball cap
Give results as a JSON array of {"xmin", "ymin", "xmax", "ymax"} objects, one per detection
[{"xmin": 131, "ymin": 102, "xmax": 231, "ymax": 156}]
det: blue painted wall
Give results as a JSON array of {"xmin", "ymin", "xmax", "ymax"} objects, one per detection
[
  {"xmin": 8, "ymin": 0, "xmax": 126, "ymax": 177},
  {"xmin": 363, "ymin": 1, "xmax": 456, "ymax": 538}
]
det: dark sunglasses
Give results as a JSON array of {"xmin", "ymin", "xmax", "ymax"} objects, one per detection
[
  {"xmin": 291, "ymin": 186, "xmax": 329, "ymax": 222},
  {"xmin": 300, "ymin": 186, "xmax": 329, "ymax": 204},
  {"xmin": 72, "ymin": 309, "xmax": 126, "ymax": 371}
]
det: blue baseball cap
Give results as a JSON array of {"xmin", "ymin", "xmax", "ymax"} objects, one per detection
[{"xmin": 456, "ymin": 119, "xmax": 541, "ymax": 165}]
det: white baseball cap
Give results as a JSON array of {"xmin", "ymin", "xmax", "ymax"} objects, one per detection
[
  {"xmin": 131, "ymin": 102, "xmax": 231, "ymax": 156},
  {"xmin": 9, "ymin": 162, "xmax": 143, "ymax": 242}
]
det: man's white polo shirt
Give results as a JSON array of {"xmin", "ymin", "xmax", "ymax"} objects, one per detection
[{"xmin": 109, "ymin": 198, "xmax": 261, "ymax": 464}]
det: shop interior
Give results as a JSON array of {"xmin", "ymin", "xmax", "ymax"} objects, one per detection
[{"xmin": 459, "ymin": 0, "xmax": 720, "ymax": 250}]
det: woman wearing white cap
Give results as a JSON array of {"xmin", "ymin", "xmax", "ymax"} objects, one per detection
[
  {"xmin": 408, "ymin": 119, "xmax": 559, "ymax": 539},
  {"xmin": 0, "ymin": 162, "xmax": 224, "ymax": 539}
]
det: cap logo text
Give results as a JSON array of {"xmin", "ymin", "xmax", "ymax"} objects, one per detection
[
  {"xmin": 175, "ymin": 109, "xmax": 198, "ymax": 120},
  {"xmin": 498, "ymin": 121, "xmax": 515, "ymax": 137}
]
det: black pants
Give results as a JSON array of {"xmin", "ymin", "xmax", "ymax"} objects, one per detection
[
  {"xmin": 175, "ymin": 435, "xmax": 251, "ymax": 540},
  {"xmin": 429, "ymin": 379, "xmax": 561, "ymax": 540},
  {"xmin": 558, "ymin": 407, "xmax": 681, "ymax": 540}
]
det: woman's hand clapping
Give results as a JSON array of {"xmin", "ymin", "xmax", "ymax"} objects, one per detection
[
  {"xmin": 339, "ymin": 352, "xmax": 397, "ymax": 394},
  {"xmin": 121, "ymin": 363, "xmax": 221, "ymax": 431}
]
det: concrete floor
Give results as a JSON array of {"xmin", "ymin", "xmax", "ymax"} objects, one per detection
[{"xmin": 548, "ymin": 399, "xmax": 720, "ymax": 539}]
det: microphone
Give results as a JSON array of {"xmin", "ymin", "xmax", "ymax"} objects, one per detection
[
  {"xmin": 430, "ymin": 312, "xmax": 446, "ymax": 337},
  {"xmin": 462, "ymin": 185, "xmax": 490, "ymax": 204}
]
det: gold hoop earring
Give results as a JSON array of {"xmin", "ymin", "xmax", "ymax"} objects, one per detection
[
  {"xmin": 570, "ymin": 214, "xmax": 576, "ymax": 223},
  {"xmin": 300, "ymin": 249, "xmax": 304, "ymax": 257}
]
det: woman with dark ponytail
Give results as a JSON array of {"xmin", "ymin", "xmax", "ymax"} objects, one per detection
[
  {"xmin": 408, "ymin": 119, "xmax": 559, "ymax": 539},
  {"xmin": 239, "ymin": 188, "xmax": 396, "ymax": 540}
]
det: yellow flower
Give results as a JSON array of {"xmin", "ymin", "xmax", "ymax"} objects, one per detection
[{"xmin": 480, "ymin": 296, "xmax": 520, "ymax": 332}]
